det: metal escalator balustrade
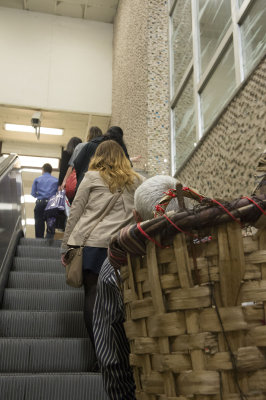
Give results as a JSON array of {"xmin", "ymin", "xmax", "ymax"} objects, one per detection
[{"xmin": 0, "ymin": 154, "xmax": 24, "ymax": 303}]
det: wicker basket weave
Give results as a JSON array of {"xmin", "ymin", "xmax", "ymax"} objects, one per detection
[{"xmin": 121, "ymin": 222, "xmax": 266, "ymax": 400}]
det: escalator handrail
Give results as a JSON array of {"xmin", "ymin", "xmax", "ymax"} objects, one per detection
[{"xmin": 0, "ymin": 154, "xmax": 19, "ymax": 177}]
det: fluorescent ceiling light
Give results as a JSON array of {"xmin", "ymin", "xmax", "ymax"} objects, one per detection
[
  {"xmin": 3, "ymin": 154, "xmax": 59, "ymax": 169},
  {"xmin": 5, "ymin": 123, "xmax": 63, "ymax": 136},
  {"xmin": 22, "ymin": 168, "xmax": 46, "ymax": 173},
  {"xmin": 18, "ymin": 155, "xmax": 59, "ymax": 169}
]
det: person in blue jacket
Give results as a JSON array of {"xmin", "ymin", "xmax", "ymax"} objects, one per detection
[{"xmin": 31, "ymin": 163, "xmax": 58, "ymax": 238}]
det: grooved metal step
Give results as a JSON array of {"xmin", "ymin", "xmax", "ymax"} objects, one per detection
[
  {"xmin": 0, "ymin": 311, "xmax": 87, "ymax": 338},
  {"xmin": 19, "ymin": 238, "xmax": 62, "ymax": 248},
  {"xmin": 0, "ymin": 237, "xmax": 105, "ymax": 399},
  {"xmin": 7, "ymin": 272, "xmax": 79, "ymax": 290},
  {"xmin": 16, "ymin": 246, "xmax": 61, "ymax": 259},
  {"xmin": 12, "ymin": 258, "xmax": 63, "ymax": 273},
  {"xmin": 0, "ymin": 373, "xmax": 109, "ymax": 400},
  {"xmin": 2, "ymin": 289, "xmax": 84, "ymax": 311},
  {"xmin": 0, "ymin": 338, "xmax": 95, "ymax": 373}
]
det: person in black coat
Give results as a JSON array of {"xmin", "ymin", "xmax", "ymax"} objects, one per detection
[
  {"xmin": 58, "ymin": 137, "xmax": 82, "ymax": 186},
  {"xmin": 74, "ymin": 126, "xmax": 132, "ymax": 189},
  {"xmin": 57, "ymin": 136, "xmax": 82, "ymax": 230}
]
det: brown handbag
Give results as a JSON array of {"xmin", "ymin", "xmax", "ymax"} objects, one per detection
[
  {"xmin": 65, "ymin": 191, "xmax": 122, "ymax": 287},
  {"xmin": 65, "ymin": 246, "xmax": 83, "ymax": 288}
]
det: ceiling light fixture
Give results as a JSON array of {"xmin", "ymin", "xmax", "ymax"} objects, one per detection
[{"xmin": 4, "ymin": 123, "xmax": 64, "ymax": 136}]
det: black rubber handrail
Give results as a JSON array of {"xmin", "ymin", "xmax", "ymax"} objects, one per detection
[{"xmin": 0, "ymin": 154, "xmax": 19, "ymax": 177}]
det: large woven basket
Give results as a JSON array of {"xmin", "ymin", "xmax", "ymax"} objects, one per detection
[{"xmin": 121, "ymin": 222, "xmax": 266, "ymax": 399}]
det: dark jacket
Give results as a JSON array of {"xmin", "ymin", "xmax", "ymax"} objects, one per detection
[{"xmin": 58, "ymin": 151, "xmax": 71, "ymax": 186}]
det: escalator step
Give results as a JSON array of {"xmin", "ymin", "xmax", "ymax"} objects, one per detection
[
  {"xmin": 2, "ymin": 289, "xmax": 84, "ymax": 311},
  {"xmin": 12, "ymin": 257, "xmax": 63, "ymax": 273},
  {"xmin": 19, "ymin": 238, "xmax": 62, "ymax": 248},
  {"xmin": 0, "ymin": 373, "xmax": 109, "ymax": 400},
  {"xmin": 16, "ymin": 246, "xmax": 61, "ymax": 259},
  {"xmin": 0, "ymin": 338, "xmax": 95, "ymax": 373},
  {"xmin": 7, "ymin": 272, "xmax": 79, "ymax": 291},
  {"xmin": 0, "ymin": 311, "xmax": 87, "ymax": 338}
]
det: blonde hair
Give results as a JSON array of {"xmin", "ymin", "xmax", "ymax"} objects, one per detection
[{"xmin": 89, "ymin": 140, "xmax": 140, "ymax": 192}]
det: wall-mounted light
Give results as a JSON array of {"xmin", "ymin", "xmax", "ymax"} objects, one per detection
[{"xmin": 4, "ymin": 123, "xmax": 63, "ymax": 136}]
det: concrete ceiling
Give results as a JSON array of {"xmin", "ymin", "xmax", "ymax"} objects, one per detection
[
  {"xmin": 0, "ymin": 0, "xmax": 119, "ymax": 23},
  {"xmin": 0, "ymin": 105, "xmax": 110, "ymax": 155}
]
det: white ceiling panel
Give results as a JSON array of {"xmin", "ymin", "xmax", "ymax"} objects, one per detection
[
  {"xmin": 85, "ymin": 5, "xmax": 116, "ymax": 23},
  {"xmin": 0, "ymin": 0, "xmax": 23, "ymax": 9},
  {"xmin": 87, "ymin": 0, "xmax": 118, "ymax": 7},
  {"xmin": 61, "ymin": 0, "xmax": 88, "ymax": 4},
  {"xmin": 56, "ymin": 1, "xmax": 83, "ymax": 18},
  {"xmin": 0, "ymin": 0, "xmax": 119, "ymax": 22},
  {"xmin": 26, "ymin": 0, "xmax": 56, "ymax": 14}
]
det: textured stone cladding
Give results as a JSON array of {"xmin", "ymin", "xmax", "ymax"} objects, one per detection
[
  {"xmin": 177, "ymin": 57, "xmax": 266, "ymax": 199},
  {"xmin": 112, "ymin": 0, "xmax": 171, "ymax": 175},
  {"xmin": 147, "ymin": 0, "xmax": 171, "ymax": 175}
]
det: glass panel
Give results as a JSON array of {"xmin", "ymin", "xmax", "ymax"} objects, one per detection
[
  {"xmin": 201, "ymin": 42, "xmax": 236, "ymax": 130},
  {"xmin": 241, "ymin": 0, "xmax": 266, "ymax": 77},
  {"xmin": 173, "ymin": 75, "xmax": 196, "ymax": 169},
  {"xmin": 199, "ymin": 0, "xmax": 232, "ymax": 74},
  {"xmin": 171, "ymin": 0, "xmax": 193, "ymax": 93}
]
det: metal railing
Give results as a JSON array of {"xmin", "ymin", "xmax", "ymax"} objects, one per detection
[{"xmin": 0, "ymin": 155, "xmax": 24, "ymax": 303}]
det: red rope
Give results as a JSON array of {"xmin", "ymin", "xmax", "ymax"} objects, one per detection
[
  {"xmin": 242, "ymin": 196, "xmax": 266, "ymax": 216},
  {"xmin": 182, "ymin": 187, "xmax": 204, "ymax": 201},
  {"xmin": 163, "ymin": 189, "xmax": 177, "ymax": 198},
  {"xmin": 163, "ymin": 213, "xmax": 194, "ymax": 236},
  {"xmin": 211, "ymin": 198, "xmax": 241, "ymax": 225},
  {"xmin": 155, "ymin": 204, "xmax": 166, "ymax": 214},
  {"xmin": 137, "ymin": 222, "xmax": 166, "ymax": 248}
]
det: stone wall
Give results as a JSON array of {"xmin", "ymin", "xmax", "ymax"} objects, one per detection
[
  {"xmin": 176, "ymin": 57, "xmax": 266, "ymax": 199},
  {"xmin": 112, "ymin": 0, "xmax": 171, "ymax": 175}
]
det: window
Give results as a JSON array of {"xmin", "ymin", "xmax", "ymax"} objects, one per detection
[
  {"xmin": 174, "ymin": 75, "xmax": 196, "ymax": 168},
  {"xmin": 171, "ymin": 0, "xmax": 193, "ymax": 92},
  {"xmin": 170, "ymin": 0, "xmax": 266, "ymax": 174},
  {"xmin": 201, "ymin": 42, "xmax": 236, "ymax": 130},
  {"xmin": 240, "ymin": 0, "xmax": 266, "ymax": 77},
  {"xmin": 199, "ymin": 0, "xmax": 232, "ymax": 74}
]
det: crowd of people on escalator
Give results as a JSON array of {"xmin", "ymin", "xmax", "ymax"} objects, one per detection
[{"xmin": 31, "ymin": 125, "xmax": 181, "ymax": 400}]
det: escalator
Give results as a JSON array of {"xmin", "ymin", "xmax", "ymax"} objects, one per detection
[{"xmin": 0, "ymin": 156, "xmax": 108, "ymax": 400}]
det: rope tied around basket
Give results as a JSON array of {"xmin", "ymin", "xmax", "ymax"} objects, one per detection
[
  {"xmin": 136, "ymin": 222, "xmax": 169, "ymax": 249},
  {"xmin": 242, "ymin": 196, "xmax": 266, "ymax": 215},
  {"xmin": 140, "ymin": 187, "xmax": 266, "ymax": 250}
]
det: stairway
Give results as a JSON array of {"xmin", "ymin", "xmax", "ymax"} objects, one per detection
[{"xmin": 0, "ymin": 237, "xmax": 109, "ymax": 400}]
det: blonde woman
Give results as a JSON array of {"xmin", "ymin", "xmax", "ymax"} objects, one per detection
[{"xmin": 61, "ymin": 140, "xmax": 144, "ymax": 349}]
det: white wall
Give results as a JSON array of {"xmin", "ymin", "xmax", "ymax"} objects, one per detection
[{"xmin": 0, "ymin": 7, "xmax": 112, "ymax": 114}]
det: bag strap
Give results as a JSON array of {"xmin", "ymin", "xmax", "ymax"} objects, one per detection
[{"xmin": 81, "ymin": 191, "xmax": 122, "ymax": 246}]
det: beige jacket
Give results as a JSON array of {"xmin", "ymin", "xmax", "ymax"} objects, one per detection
[{"xmin": 61, "ymin": 170, "xmax": 144, "ymax": 252}]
